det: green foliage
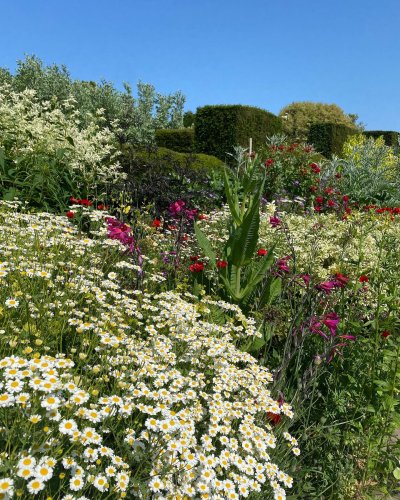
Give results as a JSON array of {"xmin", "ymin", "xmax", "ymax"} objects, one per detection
[
  {"xmin": 2, "ymin": 55, "xmax": 186, "ymax": 146},
  {"xmin": 183, "ymin": 110, "xmax": 195, "ymax": 127},
  {"xmin": 324, "ymin": 134, "xmax": 400, "ymax": 205},
  {"xmin": 308, "ymin": 122, "xmax": 358, "ymax": 157},
  {"xmin": 195, "ymin": 152, "xmax": 281, "ymax": 308},
  {"xmin": 118, "ymin": 145, "xmax": 225, "ymax": 212},
  {"xmin": 155, "ymin": 128, "xmax": 195, "ymax": 152},
  {"xmin": 364, "ymin": 130, "xmax": 399, "ymax": 147},
  {"xmin": 194, "ymin": 105, "xmax": 283, "ymax": 161},
  {"xmin": 280, "ymin": 101, "xmax": 358, "ymax": 141}
]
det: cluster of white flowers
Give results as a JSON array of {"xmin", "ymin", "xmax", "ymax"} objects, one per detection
[
  {"xmin": 0, "ymin": 84, "xmax": 125, "ymax": 192},
  {"xmin": 0, "ymin": 204, "xmax": 297, "ymax": 498}
]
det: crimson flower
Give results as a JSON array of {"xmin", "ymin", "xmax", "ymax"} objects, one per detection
[
  {"xmin": 190, "ymin": 255, "xmax": 199, "ymax": 262},
  {"xmin": 216, "ymin": 259, "xmax": 228, "ymax": 268},
  {"xmin": 327, "ymin": 199, "xmax": 335, "ymax": 207},
  {"xmin": 342, "ymin": 195, "xmax": 349, "ymax": 202},
  {"xmin": 266, "ymin": 412, "xmax": 281, "ymax": 425},
  {"xmin": 335, "ymin": 273, "xmax": 349, "ymax": 287},
  {"xmin": 359, "ymin": 275, "xmax": 369, "ymax": 283},
  {"xmin": 264, "ymin": 158, "xmax": 274, "ymax": 167},
  {"xmin": 152, "ymin": 219, "xmax": 161, "ymax": 228},
  {"xmin": 315, "ymin": 196, "xmax": 324, "ymax": 205},
  {"xmin": 381, "ymin": 330, "xmax": 390, "ymax": 338},
  {"xmin": 69, "ymin": 197, "xmax": 79, "ymax": 204},
  {"xmin": 270, "ymin": 216, "xmax": 281, "ymax": 228},
  {"xmin": 189, "ymin": 262, "xmax": 205, "ymax": 273},
  {"xmin": 198, "ymin": 214, "xmax": 208, "ymax": 220},
  {"xmin": 66, "ymin": 211, "xmax": 75, "ymax": 219},
  {"xmin": 257, "ymin": 248, "xmax": 268, "ymax": 256}
]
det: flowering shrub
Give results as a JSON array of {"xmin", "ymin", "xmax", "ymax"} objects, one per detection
[
  {"xmin": 0, "ymin": 201, "xmax": 297, "ymax": 499},
  {"xmin": 0, "ymin": 84, "xmax": 124, "ymax": 209},
  {"xmin": 257, "ymin": 135, "xmax": 326, "ymax": 208}
]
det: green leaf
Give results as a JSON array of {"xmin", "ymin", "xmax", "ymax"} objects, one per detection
[
  {"xmin": 194, "ymin": 223, "xmax": 216, "ymax": 268},
  {"xmin": 241, "ymin": 335, "xmax": 266, "ymax": 354},
  {"xmin": 257, "ymin": 278, "xmax": 282, "ymax": 309},
  {"xmin": 66, "ymin": 136, "xmax": 75, "ymax": 146},
  {"xmin": 223, "ymin": 169, "xmax": 241, "ymax": 225},
  {"xmin": 393, "ymin": 468, "xmax": 400, "ymax": 480},
  {"xmin": 227, "ymin": 194, "xmax": 261, "ymax": 267}
]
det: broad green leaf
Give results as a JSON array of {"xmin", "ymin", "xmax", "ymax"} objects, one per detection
[
  {"xmin": 228, "ymin": 198, "xmax": 260, "ymax": 267},
  {"xmin": 194, "ymin": 223, "xmax": 216, "ymax": 268},
  {"xmin": 223, "ymin": 169, "xmax": 241, "ymax": 225}
]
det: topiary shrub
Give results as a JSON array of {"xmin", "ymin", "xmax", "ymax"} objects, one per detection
[
  {"xmin": 155, "ymin": 128, "xmax": 195, "ymax": 153},
  {"xmin": 363, "ymin": 130, "xmax": 399, "ymax": 147},
  {"xmin": 308, "ymin": 123, "xmax": 357, "ymax": 157},
  {"xmin": 194, "ymin": 105, "xmax": 283, "ymax": 161}
]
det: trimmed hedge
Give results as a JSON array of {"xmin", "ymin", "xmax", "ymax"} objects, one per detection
[
  {"xmin": 194, "ymin": 105, "xmax": 283, "ymax": 161},
  {"xmin": 130, "ymin": 147, "xmax": 224, "ymax": 173},
  {"xmin": 155, "ymin": 128, "xmax": 195, "ymax": 153},
  {"xmin": 308, "ymin": 123, "xmax": 358, "ymax": 157},
  {"xmin": 363, "ymin": 130, "xmax": 399, "ymax": 147}
]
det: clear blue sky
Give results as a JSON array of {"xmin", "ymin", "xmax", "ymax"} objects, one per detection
[{"xmin": 0, "ymin": 0, "xmax": 399, "ymax": 130}]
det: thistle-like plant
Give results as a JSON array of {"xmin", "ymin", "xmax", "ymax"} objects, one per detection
[{"xmin": 195, "ymin": 147, "xmax": 281, "ymax": 308}]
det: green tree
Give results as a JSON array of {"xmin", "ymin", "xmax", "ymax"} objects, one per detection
[{"xmin": 279, "ymin": 101, "xmax": 359, "ymax": 141}]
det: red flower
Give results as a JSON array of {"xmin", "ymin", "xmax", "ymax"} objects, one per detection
[
  {"xmin": 198, "ymin": 214, "xmax": 208, "ymax": 220},
  {"xmin": 264, "ymin": 158, "xmax": 274, "ymax": 167},
  {"xmin": 342, "ymin": 195, "xmax": 349, "ymax": 202},
  {"xmin": 266, "ymin": 412, "xmax": 281, "ymax": 425},
  {"xmin": 216, "ymin": 259, "xmax": 228, "ymax": 268},
  {"xmin": 278, "ymin": 145, "xmax": 285, "ymax": 151},
  {"xmin": 335, "ymin": 273, "xmax": 349, "ymax": 287},
  {"xmin": 190, "ymin": 255, "xmax": 199, "ymax": 262},
  {"xmin": 327, "ymin": 199, "xmax": 335, "ymax": 207},
  {"xmin": 152, "ymin": 219, "xmax": 161, "ymax": 228},
  {"xmin": 69, "ymin": 197, "xmax": 79, "ymax": 204},
  {"xmin": 97, "ymin": 204, "xmax": 106, "ymax": 210},
  {"xmin": 304, "ymin": 146, "xmax": 313, "ymax": 153},
  {"xmin": 309, "ymin": 186, "xmax": 318, "ymax": 193},
  {"xmin": 257, "ymin": 248, "xmax": 268, "ymax": 256},
  {"xmin": 66, "ymin": 211, "xmax": 75, "ymax": 219},
  {"xmin": 315, "ymin": 196, "xmax": 324, "ymax": 205},
  {"xmin": 168, "ymin": 225, "xmax": 177, "ymax": 231},
  {"xmin": 189, "ymin": 262, "xmax": 204, "ymax": 273},
  {"xmin": 359, "ymin": 275, "xmax": 369, "ymax": 283},
  {"xmin": 335, "ymin": 173, "xmax": 342, "ymax": 179},
  {"xmin": 381, "ymin": 330, "xmax": 390, "ymax": 338},
  {"xmin": 310, "ymin": 162, "xmax": 321, "ymax": 173}
]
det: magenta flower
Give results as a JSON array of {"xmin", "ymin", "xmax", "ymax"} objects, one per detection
[
  {"xmin": 315, "ymin": 281, "xmax": 337, "ymax": 294},
  {"xmin": 338, "ymin": 334, "xmax": 356, "ymax": 341},
  {"xmin": 169, "ymin": 199, "xmax": 186, "ymax": 217},
  {"xmin": 270, "ymin": 216, "xmax": 282, "ymax": 228},
  {"xmin": 323, "ymin": 312, "xmax": 340, "ymax": 336}
]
